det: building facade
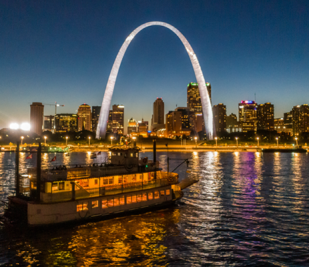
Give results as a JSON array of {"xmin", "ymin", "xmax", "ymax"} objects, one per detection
[
  {"xmin": 55, "ymin": 114, "xmax": 78, "ymax": 132},
  {"xmin": 77, "ymin": 104, "xmax": 92, "ymax": 131},
  {"xmin": 226, "ymin": 113, "xmax": 242, "ymax": 133},
  {"xmin": 292, "ymin": 104, "xmax": 309, "ymax": 136},
  {"xmin": 257, "ymin": 102, "xmax": 274, "ymax": 131},
  {"xmin": 165, "ymin": 107, "xmax": 193, "ymax": 137},
  {"xmin": 92, "ymin": 106, "xmax": 101, "ymax": 133},
  {"xmin": 213, "ymin": 103, "xmax": 226, "ymax": 135},
  {"xmin": 30, "ymin": 102, "xmax": 44, "ymax": 136},
  {"xmin": 44, "ymin": 115, "xmax": 54, "ymax": 132},
  {"xmin": 238, "ymin": 100, "xmax": 257, "ymax": 133},
  {"xmin": 152, "ymin": 98, "xmax": 165, "ymax": 131},
  {"xmin": 127, "ymin": 118, "xmax": 137, "ymax": 135}
]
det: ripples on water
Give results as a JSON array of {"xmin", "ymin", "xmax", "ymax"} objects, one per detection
[{"xmin": 0, "ymin": 151, "xmax": 309, "ymax": 266}]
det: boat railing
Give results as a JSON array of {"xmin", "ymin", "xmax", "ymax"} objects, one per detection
[{"xmin": 40, "ymin": 175, "xmax": 179, "ymax": 203}]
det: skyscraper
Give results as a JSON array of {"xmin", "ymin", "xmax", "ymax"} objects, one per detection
[
  {"xmin": 77, "ymin": 104, "xmax": 92, "ymax": 131},
  {"xmin": 30, "ymin": 102, "xmax": 44, "ymax": 136},
  {"xmin": 187, "ymin": 82, "xmax": 211, "ymax": 113},
  {"xmin": 257, "ymin": 102, "xmax": 274, "ymax": 131},
  {"xmin": 165, "ymin": 107, "xmax": 193, "ymax": 137},
  {"xmin": 213, "ymin": 103, "xmax": 227, "ymax": 135},
  {"xmin": 238, "ymin": 100, "xmax": 257, "ymax": 133},
  {"xmin": 92, "ymin": 106, "xmax": 101, "ymax": 133},
  {"xmin": 55, "ymin": 114, "xmax": 78, "ymax": 132},
  {"xmin": 127, "ymin": 118, "xmax": 137, "ymax": 135},
  {"xmin": 187, "ymin": 82, "xmax": 211, "ymax": 134},
  {"xmin": 152, "ymin": 98, "xmax": 165, "ymax": 131},
  {"xmin": 291, "ymin": 104, "xmax": 309, "ymax": 136}
]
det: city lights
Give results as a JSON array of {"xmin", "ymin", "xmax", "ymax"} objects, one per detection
[
  {"xmin": 20, "ymin": 123, "xmax": 30, "ymax": 131},
  {"xmin": 9, "ymin": 123, "xmax": 19, "ymax": 130}
]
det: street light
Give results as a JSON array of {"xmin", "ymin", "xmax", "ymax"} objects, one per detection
[
  {"xmin": 276, "ymin": 137, "xmax": 279, "ymax": 147},
  {"xmin": 66, "ymin": 136, "xmax": 68, "ymax": 146},
  {"xmin": 215, "ymin": 137, "xmax": 218, "ymax": 147},
  {"xmin": 235, "ymin": 137, "xmax": 238, "ymax": 147},
  {"xmin": 110, "ymin": 136, "xmax": 114, "ymax": 146},
  {"xmin": 194, "ymin": 136, "xmax": 197, "ymax": 148},
  {"xmin": 44, "ymin": 136, "xmax": 47, "ymax": 145},
  {"xmin": 88, "ymin": 136, "xmax": 91, "ymax": 146},
  {"xmin": 21, "ymin": 136, "xmax": 24, "ymax": 145},
  {"xmin": 295, "ymin": 137, "xmax": 298, "ymax": 146},
  {"xmin": 256, "ymin": 137, "xmax": 259, "ymax": 147}
]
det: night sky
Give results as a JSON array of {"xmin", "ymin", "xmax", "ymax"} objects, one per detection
[{"xmin": 0, "ymin": 0, "xmax": 308, "ymax": 129}]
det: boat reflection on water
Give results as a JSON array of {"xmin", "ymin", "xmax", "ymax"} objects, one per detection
[{"xmin": 16, "ymin": 208, "xmax": 181, "ymax": 266}]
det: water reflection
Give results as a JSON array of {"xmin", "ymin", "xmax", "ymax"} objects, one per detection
[{"xmin": 0, "ymin": 152, "xmax": 309, "ymax": 266}]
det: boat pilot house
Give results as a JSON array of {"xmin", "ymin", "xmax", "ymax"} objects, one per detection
[{"xmin": 15, "ymin": 144, "xmax": 189, "ymax": 226}]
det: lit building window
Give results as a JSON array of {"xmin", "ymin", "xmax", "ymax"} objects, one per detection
[
  {"xmin": 160, "ymin": 190, "xmax": 165, "ymax": 196},
  {"xmin": 166, "ymin": 189, "xmax": 170, "ymax": 195},
  {"xmin": 148, "ymin": 192, "xmax": 153, "ymax": 200},
  {"xmin": 120, "ymin": 196, "xmax": 125, "ymax": 205},
  {"xmin": 142, "ymin": 193, "xmax": 147, "ymax": 201},
  {"xmin": 132, "ymin": 195, "xmax": 137, "ymax": 203},
  {"xmin": 77, "ymin": 203, "xmax": 88, "ymax": 212},
  {"xmin": 137, "ymin": 194, "xmax": 142, "ymax": 202},
  {"xmin": 154, "ymin": 191, "xmax": 159, "ymax": 199}
]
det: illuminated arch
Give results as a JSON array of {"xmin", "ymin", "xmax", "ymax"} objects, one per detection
[{"xmin": 96, "ymin": 21, "xmax": 214, "ymax": 140}]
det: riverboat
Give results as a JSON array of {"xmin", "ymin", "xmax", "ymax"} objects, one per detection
[{"xmin": 6, "ymin": 140, "xmax": 197, "ymax": 227}]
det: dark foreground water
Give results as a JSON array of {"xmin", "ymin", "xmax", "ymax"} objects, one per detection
[{"xmin": 0, "ymin": 151, "xmax": 309, "ymax": 266}]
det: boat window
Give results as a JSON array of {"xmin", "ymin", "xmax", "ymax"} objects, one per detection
[
  {"xmin": 92, "ymin": 200, "xmax": 98, "ymax": 208},
  {"xmin": 77, "ymin": 203, "xmax": 88, "ymax": 212},
  {"xmin": 130, "ymin": 153, "xmax": 133, "ymax": 157},
  {"xmin": 109, "ymin": 177, "xmax": 114, "ymax": 184},
  {"xmin": 103, "ymin": 178, "xmax": 108, "ymax": 185},
  {"xmin": 114, "ymin": 198, "xmax": 119, "ymax": 206},
  {"xmin": 94, "ymin": 179, "xmax": 98, "ymax": 185},
  {"xmin": 108, "ymin": 199, "xmax": 113, "ymax": 207},
  {"xmin": 136, "ymin": 153, "xmax": 138, "ymax": 158},
  {"xmin": 76, "ymin": 204, "xmax": 83, "ymax": 212},
  {"xmin": 154, "ymin": 191, "xmax": 160, "ymax": 199},
  {"xmin": 166, "ymin": 189, "xmax": 170, "ymax": 195},
  {"xmin": 142, "ymin": 193, "xmax": 147, "ymax": 201},
  {"xmin": 137, "ymin": 194, "xmax": 142, "ymax": 202},
  {"xmin": 132, "ymin": 195, "xmax": 137, "ymax": 203},
  {"xmin": 102, "ymin": 200, "xmax": 108, "ymax": 209},
  {"xmin": 118, "ymin": 152, "xmax": 121, "ymax": 156},
  {"xmin": 160, "ymin": 190, "xmax": 165, "ymax": 196},
  {"xmin": 118, "ymin": 176, "xmax": 123, "ymax": 184},
  {"xmin": 79, "ymin": 179, "xmax": 89, "ymax": 188},
  {"xmin": 120, "ymin": 196, "xmax": 125, "ymax": 205},
  {"xmin": 127, "ymin": 196, "xmax": 132, "ymax": 204},
  {"xmin": 52, "ymin": 182, "xmax": 58, "ymax": 191},
  {"xmin": 148, "ymin": 192, "xmax": 153, "ymax": 200},
  {"xmin": 59, "ymin": 182, "xmax": 65, "ymax": 190}
]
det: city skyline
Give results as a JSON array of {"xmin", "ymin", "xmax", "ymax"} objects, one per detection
[{"xmin": 1, "ymin": 1, "xmax": 309, "ymax": 130}]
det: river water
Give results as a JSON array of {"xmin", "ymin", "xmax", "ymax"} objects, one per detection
[{"xmin": 0, "ymin": 151, "xmax": 308, "ymax": 266}]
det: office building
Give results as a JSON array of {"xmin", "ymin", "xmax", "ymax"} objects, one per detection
[
  {"xmin": 138, "ymin": 119, "xmax": 148, "ymax": 133},
  {"xmin": 127, "ymin": 118, "xmax": 137, "ymax": 135},
  {"xmin": 274, "ymin": 118, "xmax": 285, "ymax": 133},
  {"xmin": 283, "ymin": 111, "xmax": 293, "ymax": 135},
  {"xmin": 213, "ymin": 103, "xmax": 226, "ymax": 135},
  {"xmin": 106, "ymin": 105, "xmax": 124, "ymax": 135},
  {"xmin": 165, "ymin": 107, "xmax": 193, "ymax": 137},
  {"xmin": 55, "ymin": 114, "xmax": 78, "ymax": 132},
  {"xmin": 291, "ymin": 104, "xmax": 309, "ymax": 136},
  {"xmin": 92, "ymin": 106, "xmax": 101, "ymax": 133},
  {"xmin": 152, "ymin": 98, "xmax": 165, "ymax": 131},
  {"xmin": 187, "ymin": 82, "xmax": 211, "ymax": 134},
  {"xmin": 44, "ymin": 115, "xmax": 54, "ymax": 132},
  {"xmin": 77, "ymin": 104, "xmax": 92, "ymax": 131},
  {"xmin": 257, "ymin": 102, "xmax": 274, "ymax": 131},
  {"xmin": 30, "ymin": 102, "xmax": 44, "ymax": 136},
  {"xmin": 226, "ymin": 113, "xmax": 242, "ymax": 133},
  {"xmin": 238, "ymin": 100, "xmax": 257, "ymax": 132}
]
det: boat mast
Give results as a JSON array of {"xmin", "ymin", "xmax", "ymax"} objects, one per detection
[{"xmin": 15, "ymin": 142, "xmax": 20, "ymax": 197}]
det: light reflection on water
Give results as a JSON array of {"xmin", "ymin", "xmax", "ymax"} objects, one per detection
[{"xmin": 0, "ymin": 151, "xmax": 309, "ymax": 266}]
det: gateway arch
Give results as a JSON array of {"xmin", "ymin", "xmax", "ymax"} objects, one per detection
[{"xmin": 96, "ymin": 21, "xmax": 214, "ymax": 140}]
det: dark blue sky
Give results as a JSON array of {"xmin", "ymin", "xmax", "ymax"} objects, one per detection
[{"xmin": 0, "ymin": 0, "xmax": 308, "ymax": 129}]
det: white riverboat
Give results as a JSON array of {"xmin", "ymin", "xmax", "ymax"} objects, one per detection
[{"xmin": 6, "ymin": 141, "xmax": 197, "ymax": 227}]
